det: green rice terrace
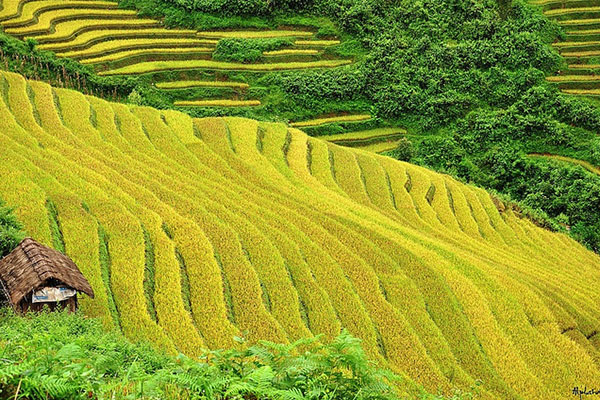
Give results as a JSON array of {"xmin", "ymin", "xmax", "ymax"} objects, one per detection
[{"xmin": 537, "ymin": 0, "xmax": 600, "ymax": 95}]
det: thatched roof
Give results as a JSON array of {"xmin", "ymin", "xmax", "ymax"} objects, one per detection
[{"xmin": 0, "ymin": 238, "xmax": 94, "ymax": 305}]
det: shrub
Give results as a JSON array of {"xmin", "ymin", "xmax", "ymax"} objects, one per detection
[
  {"xmin": 389, "ymin": 138, "xmax": 414, "ymax": 162},
  {"xmin": 0, "ymin": 199, "xmax": 25, "ymax": 258},
  {"xmin": 212, "ymin": 38, "xmax": 293, "ymax": 63},
  {"xmin": 128, "ymin": 89, "xmax": 144, "ymax": 105}
]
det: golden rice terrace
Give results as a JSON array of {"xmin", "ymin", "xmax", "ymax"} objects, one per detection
[
  {"xmin": 0, "ymin": 0, "xmax": 409, "ymax": 153},
  {"xmin": 0, "ymin": 0, "xmax": 349, "ymax": 107},
  {"xmin": 1, "ymin": 71, "xmax": 600, "ymax": 399}
]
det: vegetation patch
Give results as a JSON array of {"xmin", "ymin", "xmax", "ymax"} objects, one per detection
[
  {"xmin": 323, "ymin": 128, "xmax": 406, "ymax": 147},
  {"xmin": 97, "ymin": 224, "xmax": 121, "ymax": 331},
  {"xmin": 45, "ymin": 199, "xmax": 66, "ymax": 254},
  {"xmin": 141, "ymin": 225, "xmax": 158, "ymax": 323},
  {"xmin": 295, "ymin": 39, "xmax": 340, "ymax": 46},
  {"xmin": 529, "ymin": 153, "xmax": 600, "ymax": 175},
  {"xmin": 0, "ymin": 198, "xmax": 25, "ymax": 259},
  {"xmin": 0, "ymin": 310, "xmax": 401, "ymax": 400},
  {"xmin": 213, "ymin": 37, "xmax": 293, "ymax": 63},
  {"xmin": 264, "ymin": 49, "xmax": 319, "ymax": 56}
]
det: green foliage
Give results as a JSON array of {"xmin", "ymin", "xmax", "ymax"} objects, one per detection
[
  {"xmin": 98, "ymin": 224, "xmax": 121, "ymax": 331},
  {"xmin": 497, "ymin": 0, "xmax": 513, "ymax": 19},
  {"xmin": 0, "ymin": 310, "xmax": 403, "ymax": 400},
  {"xmin": 45, "ymin": 199, "xmax": 65, "ymax": 254},
  {"xmin": 213, "ymin": 38, "xmax": 293, "ymax": 63},
  {"xmin": 388, "ymin": 138, "xmax": 414, "ymax": 162},
  {"xmin": 128, "ymin": 89, "xmax": 144, "ymax": 105},
  {"xmin": 0, "ymin": 199, "xmax": 24, "ymax": 259},
  {"xmin": 141, "ymin": 225, "xmax": 158, "ymax": 323}
]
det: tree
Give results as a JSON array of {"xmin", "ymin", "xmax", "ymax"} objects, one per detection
[{"xmin": 389, "ymin": 138, "xmax": 414, "ymax": 162}]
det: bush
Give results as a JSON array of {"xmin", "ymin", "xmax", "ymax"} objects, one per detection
[
  {"xmin": 389, "ymin": 138, "xmax": 414, "ymax": 162},
  {"xmin": 213, "ymin": 38, "xmax": 293, "ymax": 63},
  {"xmin": 127, "ymin": 89, "xmax": 144, "ymax": 105},
  {"xmin": 0, "ymin": 199, "xmax": 24, "ymax": 258}
]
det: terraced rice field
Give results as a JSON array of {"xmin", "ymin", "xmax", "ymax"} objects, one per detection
[
  {"xmin": 535, "ymin": 0, "xmax": 600, "ymax": 94},
  {"xmin": 290, "ymin": 114, "xmax": 373, "ymax": 128},
  {"xmin": 156, "ymin": 80, "xmax": 250, "ymax": 90},
  {"xmin": 529, "ymin": 152, "xmax": 600, "ymax": 174},
  {"xmin": 322, "ymin": 128, "xmax": 407, "ymax": 153},
  {"xmin": 289, "ymin": 115, "xmax": 407, "ymax": 153},
  {"xmin": 0, "ymin": 0, "xmax": 350, "ymax": 108},
  {"xmin": 3, "ymin": 71, "xmax": 600, "ymax": 398}
]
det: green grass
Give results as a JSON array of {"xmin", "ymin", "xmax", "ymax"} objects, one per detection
[
  {"xmin": 553, "ymin": 40, "xmax": 600, "ymax": 47},
  {"xmin": 567, "ymin": 63, "xmax": 600, "ymax": 69},
  {"xmin": 141, "ymin": 224, "xmax": 158, "ymax": 323},
  {"xmin": 562, "ymin": 88, "xmax": 600, "ymax": 94},
  {"xmin": 547, "ymin": 74, "xmax": 600, "ymax": 81},
  {"xmin": 546, "ymin": 6, "xmax": 600, "ymax": 16},
  {"xmin": 45, "ymin": 198, "xmax": 66, "ymax": 254},
  {"xmin": 356, "ymin": 140, "xmax": 401, "ymax": 154},
  {"xmin": 263, "ymin": 49, "xmax": 320, "ymax": 56},
  {"xmin": 295, "ymin": 39, "xmax": 341, "ymax": 46},
  {"xmin": 561, "ymin": 50, "xmax": 600, "ymax": 56}
]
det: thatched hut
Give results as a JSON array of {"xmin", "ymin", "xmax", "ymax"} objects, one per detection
[{"xmin": 0, "ymin": 238, "xmax": 94, "ymax": 313}]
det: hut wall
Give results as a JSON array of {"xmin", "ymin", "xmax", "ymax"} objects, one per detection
[{"xmin": 19, "ymin": 294, "xmax": 78, "ymax": 313}]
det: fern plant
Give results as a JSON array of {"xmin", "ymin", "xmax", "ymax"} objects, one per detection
[{"xmin": 0, "ymin": 309, "xmax": 466, "ymax": 399}]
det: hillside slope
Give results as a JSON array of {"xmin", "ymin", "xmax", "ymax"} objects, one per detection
[{"xmin": 0, "ymin": 71, "xmax": 600, "ymax": 398}]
